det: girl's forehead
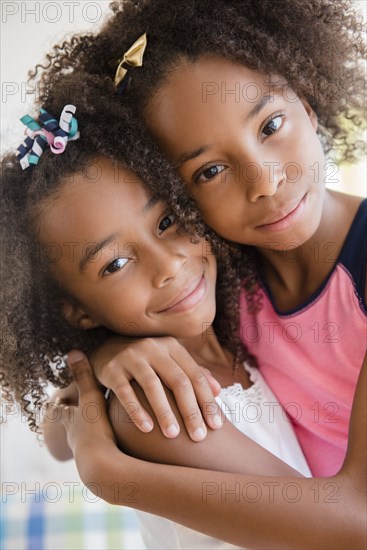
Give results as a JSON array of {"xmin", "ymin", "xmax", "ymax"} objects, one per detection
[
  {"xmin": 60, "ymin": 158, "xmax": 147, "ymax": 202},
  {"xmin": 145, "ymin": 56, "xmax": 291, "ymax": 158},
  {"xmin": 146, "ymin": 56, "xmax": 289, "ymax": 130},
  {"xmin": 38, "ymin": 158, "xmax": 151, "ymax": 240},
  {"xmin": 149, "ymin": 56, "xmax": 286, "ymax": 104}
]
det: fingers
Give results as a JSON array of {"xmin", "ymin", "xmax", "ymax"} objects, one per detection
[
  {"xmin": 102, "ymin": 359, "xmax": 180, "ymax": 437},
  {"xmin": 127, "ymin": 339, "xmax": 223, "ymax": 440},
  {"xmin": 200, "ymin": 367, "xmax": 222, "ymax": 397},
  {"xmin": 108, "ymin": 374, "xmax": 155, "ymax": 434},
  {"xmin": 67, "ymin": 350, "xmax": 105, "ymax": 406},
  {"xmin": 105, "ymin": 351, "xmax": 194, "ymax": 439},
  {"xmin": 88, "ymin": 337, "xmax": 224, "ymax": 442},
  {"xmin": 130, "ymin": 361, "xmax": 181, "ymax": 438},
  {"xmin": 97, "ymin": 344, "xmax": 179, "ymax": 437},
  {"xmin": 164, "ymin": 346, "xmax": 223, "ymax": 438}
]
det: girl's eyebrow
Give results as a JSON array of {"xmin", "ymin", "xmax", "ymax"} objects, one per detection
[
  {"xmin": 177, "ymin": 145, "xmax": 213, "ymax": 167},
  {"xmin": 247, "ymin": 94, "xmax": 272, "ymax": 121},
  {"xmin": 79, "ymin": 234, "xmax": 119, "ymax": 272},
  {"xmin": 143, "ymin": 195, "xmax": 160, "ymax": 212},
  {"xmin": 177, "ymin": 94, "xmax": 274, "ymax": 167}
]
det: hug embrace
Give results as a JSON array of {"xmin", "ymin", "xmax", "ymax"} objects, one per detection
[{"xmin": 1, "ymin": 1, "xmax": 366, "ymax": 548}]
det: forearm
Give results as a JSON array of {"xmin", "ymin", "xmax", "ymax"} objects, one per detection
[
  {"xmin": 96, "ymin": 447, "xmax": 364, "ymax": 549},
  {"xmin": 77, "ymin": 359, "xmax": 367, "ymax": 549}
]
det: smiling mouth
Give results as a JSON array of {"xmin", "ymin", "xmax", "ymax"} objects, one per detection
[
  {"xmin": 256, "ymin": 194, "xmax": 308, "ymax": 232},
  {"xmin": 157, "ymin": 274, "xmax": 206, "ymax": 313}
]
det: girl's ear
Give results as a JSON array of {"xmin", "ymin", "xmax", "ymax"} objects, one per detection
[
  {"xmin": 300, "ymin": 98, "xmax": 318, "ymax": 131},
  {"xmin": 61, "ymin": 300, "xmax": 100, "ymax": 330}
]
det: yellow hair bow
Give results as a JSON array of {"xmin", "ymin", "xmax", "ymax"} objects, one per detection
[{"xmin": 114, "ymin": 33, "xmax": 147, "ymax": 90}]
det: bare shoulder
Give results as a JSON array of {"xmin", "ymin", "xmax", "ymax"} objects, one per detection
[
  {"xmin": 329, "ymin": 191, "xmax": 367, "ymax": 303},
  {"xmin": 107, "ymin": 381, "xmax": 302, "ymax": 477}
]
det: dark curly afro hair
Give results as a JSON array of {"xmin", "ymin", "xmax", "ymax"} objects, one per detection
[
  {"xmin": 1, "ymin": 72, "xmax": 257, "ymax": 432},
  {"xmin": 33, "ymin": 0, "xmax": 366, "ymax": 164}
]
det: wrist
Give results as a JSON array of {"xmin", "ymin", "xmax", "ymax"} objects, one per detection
[{"xmin": 74, "ymin": 442, "xmax": 137, "ymax": 505}]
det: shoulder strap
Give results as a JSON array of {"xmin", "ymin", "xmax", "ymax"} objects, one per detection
[{"xmin": 339, "ymin": 198, "xmax": 367, "ymax": 307}]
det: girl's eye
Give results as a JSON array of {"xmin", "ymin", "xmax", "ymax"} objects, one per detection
[
  {"xmin": 158, "ymin": 213, "xmax": 176, "ymax": 233},
  {"xmin": 103, "ymin": 257, "xmax": 129, "ymax": 276},
  {"xmin": 261, "ymin": 115, "xmax": 284, "ymax": 138},
  {"xmin": 194, "ymin": 164, "xmax": 226, "ymax": 184}
]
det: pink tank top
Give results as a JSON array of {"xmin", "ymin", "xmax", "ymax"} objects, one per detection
[{"xmin": 240, "ymin": 199, "xmax": 367, "ymax": 476}]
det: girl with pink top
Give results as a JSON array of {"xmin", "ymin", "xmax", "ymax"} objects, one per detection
[{"xmin": 16, "ymin": 0, "xmax": 367, "ymax": 547}]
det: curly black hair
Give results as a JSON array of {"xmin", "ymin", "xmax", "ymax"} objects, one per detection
[
  {"xmin": 4, "ymin": 0, "xmax": 364, "ymax": 431},
  {"xmin": 1, "ymin": 72, "xmax": 256, "ymax": 432},
  {"xmin": 33, "ymin": 0, "xmax": 366, "ymax": 164}
]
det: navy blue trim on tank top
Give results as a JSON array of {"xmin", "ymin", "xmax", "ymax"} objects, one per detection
[
  {"xmin": 257, "ymin": 198, "xmax": 367, "ymax": 317},
  {"xmin": 339, "ymin": 198, "xmax": 367, "ymax": 314}
]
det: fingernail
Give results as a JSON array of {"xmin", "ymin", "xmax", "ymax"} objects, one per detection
[
  {"xmin": 141, "ymin": 421, "xmax": 154, "ymax": 432},
  {"xmin": 192, "ymin": 426, "xmax": 206, "ymax": 441},
  {"xmin": 212, "ymin": 414, "xmax": 223, "ymax": 427},
  {"xmin": 68, "ymin": 351, "xmax": 85, "ymax": 365},
  {"xmin": 166, "ymin": 424, "xmax": 179, "ymax": 438}
]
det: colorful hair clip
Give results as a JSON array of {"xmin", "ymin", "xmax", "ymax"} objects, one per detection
[
  {"xmin": 114, "ymin": 33, "xmax": 147, "ymax": 94},
  {"xmin": 16, "ymin": 105, "xmax": 80, "ymax": 170}
]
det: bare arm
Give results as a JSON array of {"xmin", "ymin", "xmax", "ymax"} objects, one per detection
[
  {"xmin": 62, "ymin": 352, "xmax": 367, "ymax": 550},
  {"xmin": 108, "ymin": 381, "xmax": 303, "ymax": 477}
]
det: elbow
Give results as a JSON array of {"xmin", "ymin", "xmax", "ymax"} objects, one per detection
[
  {"xmin": 47, "ymin": 446, "xmax": 73, "ymax": 462},
  {"xmin": 42, "ymin": 423, "xmax": 73, "ymax": 462},
  {"xmin": 43, "ymin": 436, "xmax": 73, "ymax": 461}
]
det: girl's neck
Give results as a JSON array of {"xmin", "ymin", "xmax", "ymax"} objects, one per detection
[
  {"xmin": 257, "ymin": 189, "xmax": 363, "ymax": 311},
  {"xmin": 178, "ymin": 328, "xmax": 251, "ymax": 389},
  {"xmin": 178, "ymin": 328, "xmax": 231, "ymax": 370}
]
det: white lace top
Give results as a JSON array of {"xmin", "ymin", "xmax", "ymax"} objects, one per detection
[{"xmin": 136, "ymin": 363, "xmax": 311, "ymax": 549}]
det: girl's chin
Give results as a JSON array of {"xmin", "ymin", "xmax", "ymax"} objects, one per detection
[{"xmin": 256, "ymin": 224, "xmax": 317, "ymax": 251}]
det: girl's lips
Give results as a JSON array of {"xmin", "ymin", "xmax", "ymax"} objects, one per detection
[
  {"xmin": 256, "ymin": 194, "xmax": 308, "ymax": 233},
  {"xmin": 158, "ymin": 275, "xmax": 207, "ymax": 313}
]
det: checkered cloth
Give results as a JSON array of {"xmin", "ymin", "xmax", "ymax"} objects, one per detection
[{"xmin": 0, "ymin": 486, "xmax": 145, "ymax": 550}]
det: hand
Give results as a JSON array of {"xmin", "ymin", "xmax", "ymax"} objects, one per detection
[
  {"xmin": 59, "ymin": 351, "xmax": 137, "ymax": 501},
  {"xmin": 89, "ymin": 336, "xmax": 223, "ymax": 441},
  {"xmin": 59, "ymin": 351, "xmax": 117, "ymax": 465}
]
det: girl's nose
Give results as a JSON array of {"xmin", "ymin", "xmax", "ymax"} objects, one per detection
[
  {"xmin": 244, "ymin": 159, "xmax": 285, "ymax": 203},
  {"xmin": 150, "ymin": 245, "xmax": 187, "ymax": 288}
]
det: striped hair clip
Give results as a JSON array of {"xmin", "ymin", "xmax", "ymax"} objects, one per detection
[{"xmin": 16, "ymin": 104, "xmax": 80, "ymax": 170}]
